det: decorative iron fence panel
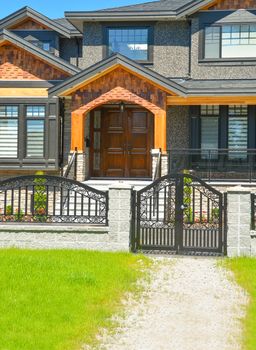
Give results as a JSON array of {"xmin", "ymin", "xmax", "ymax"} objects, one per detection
[
  {"xmin": 0, "ymin": 175, "xmax": 108, "ymax": 225},
  {"xmin": 133, "ymin": 173, "xmax": 227, "ymax": 255}
]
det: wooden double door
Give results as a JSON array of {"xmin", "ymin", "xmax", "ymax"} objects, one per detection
[{"xmin": 90, "ymin": 107, "xmax": 153, "ymax": 178}]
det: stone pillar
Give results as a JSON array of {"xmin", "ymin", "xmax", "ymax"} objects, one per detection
[
  {"xmin": 227, "ymin": 186, "xmax": 251, "ymax": 257},
  {"xmin": 108, "ymin": 183, "xmax": 133, "ymax": 251},
  {"xmin": 161, "ymin": 153, "xmax": 168, "ymax": 176},
  {"xmin": 151, "ymin": 149, "xmax": 161, "ymax": 180}
]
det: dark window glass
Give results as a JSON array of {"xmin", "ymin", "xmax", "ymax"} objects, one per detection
[
  {"xmin": 108, "ymin": 28, "xmax": 149, "ymax": 60},
  {"xmin": 200, "ymin": 105, "xmax": 219, "ymax": 159}
]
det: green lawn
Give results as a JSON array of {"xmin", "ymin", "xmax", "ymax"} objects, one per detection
[
  {"xmin": 224, "ymin": 258, "xmax": 256, "ymax": 350},
  {"xmin": 0, "ymin": 249, "xmax": 150, "ymax": 350}
]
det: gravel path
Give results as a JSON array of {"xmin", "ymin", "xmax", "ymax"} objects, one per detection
[{"xmin": 87, "ymin": 257, "xmax": 248, "ymax": 350}]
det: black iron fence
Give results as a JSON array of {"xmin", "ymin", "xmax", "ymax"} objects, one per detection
[
  {"xmin": 0, "ymin": 175, "xmax": 108, "ymax": 225},
  {"xmin": 251, "ymin": 193, "xmax": 256, "ymax": 230},
  {"xmin": 168, "ymin": 149, "xmax": 256, "ymax": 182}
]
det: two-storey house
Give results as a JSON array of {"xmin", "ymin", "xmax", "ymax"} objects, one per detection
[{"xmin": 1, "ymin": 0, "xmax": 256, "ymax": 182}]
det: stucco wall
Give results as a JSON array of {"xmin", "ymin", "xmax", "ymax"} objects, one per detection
[
  {"xmin": 80, "ymin": 22, "xmax": 103, "ymax": 69},
  {"xmin": 167, "ymin": 106, "xmax": 190, "ymax": 150},
  {"xmin": 152, "ymin": 21, "xmax": 190, "ymax": 78}
]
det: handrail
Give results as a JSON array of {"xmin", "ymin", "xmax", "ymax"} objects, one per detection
[
  {"xmin": 153, "ymin": 150, "xmax": 162, "ymax": 181},
  {"xmin": 63, "ymin": 148, "xmax": 78, "ymax": 180}
]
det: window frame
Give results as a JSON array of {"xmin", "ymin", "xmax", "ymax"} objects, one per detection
[
  {"xmin": 25, "ymin": 105, "xmax": 46, "ymax": 159},
  {"xmin": 201, "ymin": 22, "xmax": 256, "ymax": 62},
  {"xmin": 0, "ymin": 105, "xmax": 19, "ymax": 159},
  {"xmin": 0, "ymin": 100, "xmax": 59, "ymax": 170},
  {"xmin": 103, "ymin": 23, "xmax": 154, "ymax": 64},
  {"xmin": 199, "ymin": 105, "xmax": 220, "ymax": 159}
]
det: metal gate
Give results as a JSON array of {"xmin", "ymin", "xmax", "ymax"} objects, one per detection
[{"xmin": 132, "ymin": 173, "xmax": 227, "ymax": 255}]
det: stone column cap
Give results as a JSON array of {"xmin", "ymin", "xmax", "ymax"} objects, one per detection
[
  {"xmin": 227, "ymin": 185, "xmax": 251, "ymax": 194},
  {"xmin": 109, "ymin": 182, "xmax": 134, "ymax": 190}
]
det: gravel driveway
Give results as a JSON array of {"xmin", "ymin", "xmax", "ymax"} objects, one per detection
[{"xmin": 87, "ymin": 257, "xmax": 248, "ymax": 350}]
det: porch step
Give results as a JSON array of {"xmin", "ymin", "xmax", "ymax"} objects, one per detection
[{"xmin": 82, "ymin": 179, "xmax": 152, "ymax": 192}]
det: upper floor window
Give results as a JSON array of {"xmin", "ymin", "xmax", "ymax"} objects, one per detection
[
  {"xmin": 204, "ymin": 24, "xmax": 256, "ymax": 59},
  {"xmin": 107, "ymin": 27, "xmax": 150, "ymax": 61},
  {"xmin": 29, "ymin": 40, "xmax": 51, "ymax": 52}
]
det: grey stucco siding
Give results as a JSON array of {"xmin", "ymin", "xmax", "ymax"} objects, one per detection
[
  {"xmin": 80, "ymin": 22, "xmax": 104, "ymax": 69},
  {"xmin": 190, "ymin": 17, "xmax": 256, "ymax": 80},
  {"xmin": 152, "ymin": 21, "xmax": 190, "ymax": 78},
  {"xmin": 167, "ymin": 106, "xmax": 190, "ymax": 150}
]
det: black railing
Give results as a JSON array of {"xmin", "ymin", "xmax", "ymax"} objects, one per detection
[
  {"xmin": 251, "ymin": 193, "xmax": 256, "ymax": 230},
  {"xmin": 0, "ymin": 175, "xmax": 108, "ymax": 225},
  {"xmin": 168, "ymin": 148, "xmax": 256, "ymax": 182},
  {"xmin": 63, "ymin": 148, "xmax": 78, "ymax": 180}
]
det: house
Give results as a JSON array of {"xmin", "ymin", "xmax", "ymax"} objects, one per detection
[{"xmin": 1, "ymin": 0, "xmax": 256, "ymax": 183}]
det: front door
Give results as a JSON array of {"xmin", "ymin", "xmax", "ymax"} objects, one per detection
[{"xmin": 90, "ymin": 107, "xmax": 153, "ymax": 178}]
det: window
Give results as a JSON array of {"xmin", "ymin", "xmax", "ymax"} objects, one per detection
[
  {"xmin": 26, "ymin": 106, "xmax": 45, "ymax": 158},
  {"xmin": 200, "ymin": 105, "xmax": 219, "ymax": 159},
  {"xmin": 0, "ymin": 106, "xmax": 18, "ymax": 158},
  {"xmin": 204, "ymin": 24, "xmax": 256, "ymax": 59},
  {"xmin": 29, "ymin": 40, "xmax": 51, "ymax": 52},
  {"xmin": 107, "ymin": 27, "xmax": 150, "ymax": 61},
  {"xmin": 228, "ymin": 105, "xmax": 248, "ymax": 159}
]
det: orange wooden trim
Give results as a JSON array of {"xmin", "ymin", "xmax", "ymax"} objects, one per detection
[
  {"xmin": 71, "ymin": 112, "xmax": 85, "ymax": 152},
  {"xmin": 0, "ymin": 88, "xmax": 48, "ymax": 97},
  {"xmin": 154, "ymin": 111, "xmax": 167, "ymax": 152},
  {"xmin": 167, "ymin": 95, "xmax": 256, "ymax": 105},
  {"xmin": 200, "ymin": 0, "xmax": 218, "ymax": 10}
]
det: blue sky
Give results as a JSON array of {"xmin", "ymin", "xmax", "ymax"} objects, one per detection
[{"xmin": 1, "ymin": 0, "xmax": 148, "ymax": 18}]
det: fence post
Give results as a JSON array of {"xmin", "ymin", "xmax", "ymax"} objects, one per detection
[
  {"xmin": 227, "ymin": 186, "xmax": 251, "ymax": 257},
  {"xmin": 108, "ymin": 183, "xmax": 133, "ymax": 251}
]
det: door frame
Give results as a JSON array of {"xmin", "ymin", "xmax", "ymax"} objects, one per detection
[{"xmin": 89, "ymin": 105, "xmax": 154, "ymax": 179}]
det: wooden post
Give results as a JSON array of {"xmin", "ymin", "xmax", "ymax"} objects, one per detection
[
  {"xmin": 154, "ymin": 110, "xmax": 167, "ymax": 153},
  {"xmin": 71, "ymin": 111, "xmax": 85, "ymax": 152}
]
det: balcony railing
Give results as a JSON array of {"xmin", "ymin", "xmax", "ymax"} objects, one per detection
[{"xmin": 167, "ymin": 148, "xmax": 256, "ymax": 182}]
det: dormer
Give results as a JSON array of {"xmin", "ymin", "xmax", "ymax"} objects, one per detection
[{"xmin": 0, "ymin": 7, "xmax": 82, "ymax": 57}]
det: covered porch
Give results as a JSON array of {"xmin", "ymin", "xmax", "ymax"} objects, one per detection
[{"xmin": 49, "ymin": 54, "xmax": 256, "ymax": 183}]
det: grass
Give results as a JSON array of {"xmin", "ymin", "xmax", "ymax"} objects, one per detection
[
  {"xmin": 0, "ymin": 249, "xmax": 150, "ymax": 350},
  {"xmin": 223, "ymin": 258, "xmax": 256, "ymax": 350}
]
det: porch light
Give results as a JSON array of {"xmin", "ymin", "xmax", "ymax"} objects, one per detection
[{"xmin": 120, "ymin": 101, "xmax": 125, "ymax": 113}]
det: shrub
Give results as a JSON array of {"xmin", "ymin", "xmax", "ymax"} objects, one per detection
[{"xmin": 33, "ymin": 171, "xmax": 47, "ymax": 222}]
